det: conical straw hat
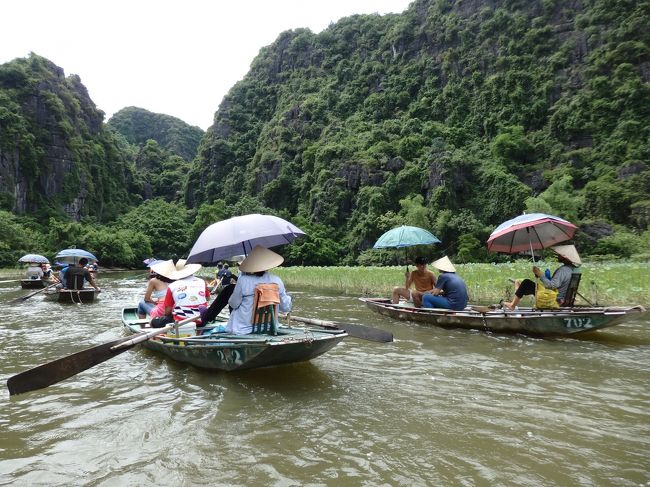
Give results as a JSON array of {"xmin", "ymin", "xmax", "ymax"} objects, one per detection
[
  {"xmin": 432, "ymin": 255, "xmax": 456, "ymax": 273},
  {"xmin": 551, "ymin": 244, "xmax": 581, "ymax": 266},
  {"xmin": 239, "ymin": 246, "xmax": 284, "ymax": 273}
]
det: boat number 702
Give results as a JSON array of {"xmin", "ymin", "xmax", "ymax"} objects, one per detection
[{"xmin": 564, "ymin": 317, "xmax": 593, "ymax": 329}]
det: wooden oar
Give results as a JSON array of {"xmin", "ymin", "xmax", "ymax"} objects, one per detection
[
  {"xmin": 0, "ymin": 279, "xmax": 21, "ymax": 284},
  {"xmin": 285, "ymin": 315, "xmax": 393, "ymax": 343},
  {"xmin": 6, "ymin": 316, "xmax": 199, "ymax": 396},
  {"xmin": 10, "ymin": 282, "xmax": 58, "ymax": 303}
]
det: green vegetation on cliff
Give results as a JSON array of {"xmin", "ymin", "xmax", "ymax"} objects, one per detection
[{"xmin": 0, "ymin": 0, "xmax": 649, "ymax": 268}]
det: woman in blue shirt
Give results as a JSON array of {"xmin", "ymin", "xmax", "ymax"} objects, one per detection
[
  {"xmin": 226, "ymin": 246, "xmax": 292, "ymax": 335},
  {"xmin": 421, "ymin": 256, "xmax": 469, "ymax": 311}
]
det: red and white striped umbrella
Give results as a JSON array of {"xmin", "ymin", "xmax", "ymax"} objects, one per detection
[{"xmin": 487, "ymin": 213, "xmax": 577, "ymax": 255}]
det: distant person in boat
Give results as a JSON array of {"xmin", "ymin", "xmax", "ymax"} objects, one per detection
[
  {"xmin": 208, "ymin": 262, "xmax": 224, "ymax": 292},
  {"xmin": 86, "ymin": 261, "xmax": 98, "ymax": 273},
  {"xmin": 391, "ymin": 256, "xmax": 437, "ymax": 307},
  {"xmin": 151, "ymin": 259, "xmax": 210, "ymax": 328},
  {"xmin": 41, "ymin": 263, "xmax": 53, "ymax": 280},
  {"xmin": 217, "ymin": 263, "xmax": 233, "ymax": 287},
  {"xmin": 64, "ymin": 258, "xmax": 101, "ymax": 292},
  {"xmin": 25, "ymin": 264, "xmax": 44, "ymax": 280},
  {"xmin": 137, "ymin": 260, "xmax": 175, "ymax": 319},
  {"xmin": 502, "ymin": 245, "xmax": 581, "ymax": 310},
  {"xmin": 225, "ymin": 246, "xmax": 292, "ymax": 335},
  {"xmin": 421, "ymin": 256, "xmax": 468, "ymax": 311}
]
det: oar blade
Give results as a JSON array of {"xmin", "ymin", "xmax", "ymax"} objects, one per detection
[
  {"xmin": 331, "ymin": 322, "xmax": 394, "ymax": 343},
  {"xmin": 7, "ymin": 335, "xmax": 136, "ymax": 396},
  {"xmin": 288, "ymin": 315, "xmax": 393, "ymax": 343}
]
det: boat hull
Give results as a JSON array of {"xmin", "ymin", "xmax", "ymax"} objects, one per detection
[
  {"xmin": 121, "ymin": 307, "xmax": 346, "ymax": 371},
  {"xmin": 362, "ymin": 298, "xmax": 648, "ymax": 336},
  {"xmin": 44, "ymin": 289, "xmax": 99, "ymax": 303},
  {"xmin": 20, "ymin": 279, "xmax": 46, "ymax": 289}
]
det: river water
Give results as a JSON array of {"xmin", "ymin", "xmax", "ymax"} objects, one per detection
[{"xmin": 1, "ymin": 271, "xmax": 649, "ymax": 486}]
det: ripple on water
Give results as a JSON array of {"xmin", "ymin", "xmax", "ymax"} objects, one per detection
[{"xmin": 2, "ymin": 275, "xmax": 649, "ymax": 486}]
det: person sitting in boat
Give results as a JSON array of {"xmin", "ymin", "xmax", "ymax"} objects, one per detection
[
  {"xmin": 502, "ymin": 244, "xmax": 581, "ymax": 310},
  {"xmin": 137, "ymin": 260, "xmax": 175, "ymax": 319},
  {"xmin": 25, "ymin": 264, "xmax": 44, "ymax": 280},
  {"xmin": 64, "ymin": 258, "xmax": 101, "ymax": 292},
  {"xmin": 217, "ymin": 263, "xmax": 233, "ymax": 287},
  {"xmin": 391, "ymin": 256, "xmax": 437, "ymax": 307},
  {"xmin": 41, "ymin": 263, "xmax": 53, "ymax": 280},
  {"xmin": 421, "ymin": 256, "xmax": 469, "ymax": 311},
  {"xmin": 207, "ymin": 262, "xmax": 224, "ymax": 292},
  {"xmin": 152, "ymin": 259, "xmax": 210, "ymax": 328},
  {"xmin": 225, "ymin": 246, "xmax": 292, "ymax": 335}
]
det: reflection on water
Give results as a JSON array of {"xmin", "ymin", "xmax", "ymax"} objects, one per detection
[{"xmin": 1, "ymin": 271, "xmax": 649, "ymax": 486}]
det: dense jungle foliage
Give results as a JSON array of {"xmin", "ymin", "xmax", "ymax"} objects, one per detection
[
  {"xmin": 108, "ymin": 107, "xmax": 204, "ymax": 162},
  {"xmin": 1, "ymin": 0, "xmax": 649, "ymax": 268}
]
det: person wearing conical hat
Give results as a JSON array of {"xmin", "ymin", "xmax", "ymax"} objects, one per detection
[
  {"xmin": 225, "ymin": 245, "xmax": 292, "ymax": 335},
  {"xmin": 503, "ymin": 244, "xmax": 581, "ymax": 310},
  {"xmin": 154, "ymin": 258, "xmax": 210, "ymax": 327},
  {"xmin": 421, "ymin": 256, "xmax": 469, "ymax": 311}
]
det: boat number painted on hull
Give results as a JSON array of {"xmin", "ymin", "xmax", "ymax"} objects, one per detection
[{"xmin": 564, "ymin": 317, "xmax": 593, "ymax": 329}]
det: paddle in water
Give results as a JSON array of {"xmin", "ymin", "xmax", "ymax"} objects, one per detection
[
  {"xmin": 286, "ymin": 315, "xmax": 393, "ymax": 343},
  {"xmin": 10, "ymin": 282, "xmax": 58, "ymax": 303},
  {"xmin": 6, "ymin": 315, "xmax": 200, "ymax": 396}
]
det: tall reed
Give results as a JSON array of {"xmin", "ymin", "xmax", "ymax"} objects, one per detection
[{"xmin": 273, "ymin": 261, "xmax": 649, "ymax": 306}]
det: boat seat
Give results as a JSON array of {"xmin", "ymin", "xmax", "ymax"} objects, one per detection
[
  {"xmin": 250, "ymin": 284, "xmax": 280, "ymax": 335},
  {"xmin": 562, "ymin": 271, "xmax": 582, "ymax": 307}
]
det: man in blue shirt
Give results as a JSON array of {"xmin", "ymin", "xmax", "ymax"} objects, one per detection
[
  {"xmin": 217, "ymin": 263, "xmax": 233, "ymax": 286},
  {"xmin": 421, "ymin": 256, "xmax": 468, "ymax": 311}
]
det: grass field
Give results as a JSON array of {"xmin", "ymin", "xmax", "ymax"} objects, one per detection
[
  {"xmin": 3, "ymin": 260, "xmax": 647, "ymax": 306},
  {"xmin": 273, "ymin": 260, "xmax": 649, "ymax": 306}
]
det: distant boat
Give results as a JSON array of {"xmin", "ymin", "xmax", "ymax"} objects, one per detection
[
  {"xmin": 44, "ymin": 288, "xmax": 99, "ymax": 303},
  {"xmin": 121, "ymin": 307, "xmax": 347, "ymax": 371},
  {"xmin": 20, "ymin": 278, "xmax": 47, "ymax": 289},
  {"xmin": 361, "ymin": 298, "xmax": 648, "ymax": 337}
]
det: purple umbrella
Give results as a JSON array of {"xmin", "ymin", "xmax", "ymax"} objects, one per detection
[
  {"xmin": 187, "ymin": 214, "xmax": 306, "ymax": 265},
  {"xmin": 487, "ymin": 213, "xmax": 577, "ymax": 260}
]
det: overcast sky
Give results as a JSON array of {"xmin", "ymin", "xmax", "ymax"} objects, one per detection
[{"xmin": 1, "ymin": 0, "xmax": 412, "ymax": 130}]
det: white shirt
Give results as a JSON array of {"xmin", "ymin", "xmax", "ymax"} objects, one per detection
[
  {"xmin": 26, "ymin": 266, "xmax": 44, "ymax": 279},
  {"xmin": 227, "ymin": 272, "xmax": 292, "ymax": 335}
]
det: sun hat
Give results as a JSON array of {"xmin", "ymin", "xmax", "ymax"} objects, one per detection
[
  {"xmin": 169, "ymin": 258, "xmax": 202, "ymax": 280},
  {"xmin": 150, "ymin": 259, "xmax": 177, "ymax": 279},
  {"xmin": 551, "ymin": 244, "xmax": 581, "ymax": 266},
  {"xmin": 239, "ymin": 246, "xmax": 284, "ymax": 273},
  {"xmin": 431, "ymin": 255, "xmax": 456, "ymax": 273}
]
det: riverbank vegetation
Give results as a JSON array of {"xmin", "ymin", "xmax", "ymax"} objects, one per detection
[
  {"xmin": 1, "ymin": 1, "xmax": 649, "ymax": 270},
  {"xmin": 272, "ymin": 260, "xmax": 649, "ymax": 306}
]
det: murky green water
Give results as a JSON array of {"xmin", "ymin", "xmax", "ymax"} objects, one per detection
[{"xmin": 1, "ymin": 271, "xmax": 649, "ymax": 486}]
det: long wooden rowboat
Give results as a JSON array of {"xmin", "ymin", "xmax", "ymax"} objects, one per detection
[
  {"xmin": 361, "ymin": 298, "xmax": 648, "ymax": 337},
  {"xmin": 20, "ymin": 278, "xmax": 47, "ymax": 289},
  {"xmin": 121, "ymin": 307, "xmax": 347, "ymax": 371},
  {"xmin": 44, "ymin": 288, "xmax": 99, "ymax": 303}
]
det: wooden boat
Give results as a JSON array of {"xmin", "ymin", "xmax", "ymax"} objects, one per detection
[
  {"xmin": 44, "ymin": 288, "xmax": 99, "ymax": 303},
  {"xmin": 20, "ymin": 278, "xmax": 47, "ymax": 289},
  {"xmin": 361, "ymin": 297, "xmax": 648, "ymax": 337},
  {"xmin": 121, "ymin": 307, "xmax": 347, "ymax": 371}
]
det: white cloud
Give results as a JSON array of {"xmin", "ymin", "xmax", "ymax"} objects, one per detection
[{"xmin": 0, "ymin": 0, "xmax": 412, "ymax": 129}]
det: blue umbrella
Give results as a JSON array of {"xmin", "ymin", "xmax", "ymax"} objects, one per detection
[
  {"xmin": 373, "ymin": 225, "xmax": 441, "ymax": 269},
  {"xmin": 18, "ymin": 254, "xmax": 50, "ymax": 264},
  {"xmin": 55, "ymin": 248, "xmax": 98, "ymax": 265},
  {"xmin": 373, "ymin": 225, "xmax": 441, "ymax": 249}
]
